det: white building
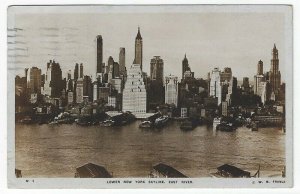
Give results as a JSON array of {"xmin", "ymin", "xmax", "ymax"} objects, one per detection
[
  {"xmin": 254, "ymin": 74, "xmax": 265, "ymax": 95},
  {"xmin": 165, "ymin": 75, "xmax": 178, "ymax": 107},
  {"xmin": 76, "ymin": 78, "xmax": 84, "ymax": 103},
  {"xmin": 122, "ymin": 64, "xmax": 147, "ymax": 116},
  {"xmin": 209, "ymin": 68, "xmax": 222, "ymax": 105}
]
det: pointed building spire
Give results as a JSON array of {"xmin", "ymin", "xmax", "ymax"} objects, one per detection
[{"xmin": 136, "ymin": 26, "xmax": 142, "ymax": 39}]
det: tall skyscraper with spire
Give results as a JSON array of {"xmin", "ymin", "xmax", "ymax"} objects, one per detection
[
  {"xmin": 97, "ymin": 35, "xmax": 103, "ymax": 73},
  {"xmin": 134, "ymin": 27, "xmax": 143, "ymax": 69},
  {"xmin": 269, "ymin": 44, "xmax": 281, "ymax": 94},
  {"xmin": 182, "ymin": 54, "xmax": 190, "ymax": 79}
]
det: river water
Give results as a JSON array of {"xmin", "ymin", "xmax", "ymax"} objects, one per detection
[{"xmin": 15, "ymin": 121, "xmax": 285, "ymax": 178}]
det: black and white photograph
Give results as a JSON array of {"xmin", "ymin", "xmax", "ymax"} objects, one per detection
[{"xmin": 6, "ymin": 4, "xmax": 294, "ymax": 189}]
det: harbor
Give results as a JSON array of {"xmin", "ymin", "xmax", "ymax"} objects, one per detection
[{"xmin": 15, "ymin": 121, "xmax": 285, "ymax": 178}]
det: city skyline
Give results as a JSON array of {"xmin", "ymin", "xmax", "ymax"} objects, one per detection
[{"xmin": 8, "ymin": 6, "xmax": 287, "ymax": 82}]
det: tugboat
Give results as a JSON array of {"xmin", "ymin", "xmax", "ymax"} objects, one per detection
[{"xmin": 154, "ymin": 115, "xmax": 169, "ymax": 128}]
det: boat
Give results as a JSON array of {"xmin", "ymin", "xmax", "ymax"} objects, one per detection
[
  {"xmin": 216, "ymin": 123, "xmax": 235, "ymax": 132},
  {"xmin": 149, "ymin": 163, "xmax": 188, "ymax": 178},
  {"xmin": 99, "ymin": 119, "xmax": 115, "ymax": 127},
  {"xmin": 154, "ymin": 115, "xmax": 169, "ymax": 128},
  {"xmin": 75, "ymin": 163, "xmax": 112, "ymax": 178},
  {"xmin": 211, "ymin": 164, "xmax": 260, "ymax": 178},
  {"xmin": 139, "ymin": 120, "xmax": 153, "ymax": 128}
]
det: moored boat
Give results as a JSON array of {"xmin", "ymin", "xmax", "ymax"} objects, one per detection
[
  {"xmin": 154, "ymin": 115, "xmax": 169, "ymax": 128},
  {"xmin": 211, "ymin": 164, "xmax": 260, "ymax": 178},
  {"xmin": 139, "ymin": 120, "xmax": 153, "ymax": 128}
]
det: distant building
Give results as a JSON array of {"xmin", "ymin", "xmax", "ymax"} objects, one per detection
[
  {"xmin": 26, "ymin": 67, "xmax": 42, "ymax": 94},
  {"xmin": 97, "ymin": 35, "xmax": 103, "ymax": 73},
  {"xmin": 67, "ymin": 91, "xmax": 74, "ymax": 104},
  {"xmin": 209, "ymin": 68, "xmax": 222, "ymax": 105},
  {"xmin": 43, "ymin": 60, "xmax": 64, "ymax": 98},
  {"xmin": 98, "ymin": 86, "xmax": 110, "ymax": 103},
  {"xmin": 269, "ymin": 44, "xmax": 281, "ymax": 96},
  {"xmin": 165, "ymin": 75, "xmax": 178, "ymax": 107},
  {"xmin": 257, "ymin": 60, "xmax": 264, "ymax": 75},
  {"xmin": 119, "ymin": 47, "xmax": 126, "ymax": 75},
  {"xmin": 220, "ymin": 67, "xmax": 232, "ymax": 83},
  {"xmin": 242, "ymin": 77, "xmax": 250, "ymax": 93},
  {"xmin": 76, "ymin": 78, "xmax": 84, "ymax": 103},
  {"xmin": 150, "ymin": 56, "xmax": 164, "ymax": 83},
  {"xmin": 110, "ymin": 78, "xmax": 122, "ymax": 94},
  {"xmin": 134, "ymin": 27, "xmax": 143, "ymax": 69},
  {"xmin": 108, "ymin": 95, "xmax": 117, "ymax": 108},
  {"xmin": 182, "ymin": 54, "xmax": 193, "ymax": 80},
  {"xmin": 74, "ymin": 63, "xmax": 79, "ymax": 80},
  {"xmin": 80, "ymin": 63, "xmax": 83, "ymax": 78},
  {"xmin": 181, "ymin": 107, "xmax": 188, "ymax": 118},
  {"xmin": 83, "ymin": 75, "xmax": 93, "ymax": 101},
  {"xmin": 122, "ymin": 64, "xmax": 147, "ymax": 115},
  {"xmin": 221, "ymin": 101, "xmax": 228, "ymax": 116}
]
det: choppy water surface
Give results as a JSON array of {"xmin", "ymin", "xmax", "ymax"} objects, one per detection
[{"xmin": 15, "ymin": 121, "xmax": 285, "ymax": 177}]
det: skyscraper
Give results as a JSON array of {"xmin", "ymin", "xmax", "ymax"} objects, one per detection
[
  {"xmin": 257, "ymin": 60, "xmax": 264, "ymax": 75},
  {"xmin": 108, "ymin": 56, "xmax": 115, "ymax": 80},
  {"xmin": 122, "ymin": 64, "xmax": 147, "ymax": 116},
  {"xmin": 150, "ymin": 56, "xmax": 164, "ymax": 83},
  {"xmin": 43, "ymin": 60, "xmax": 63, "ymax": 98},
  {"xmin": 165, "ymin": 75, "xmax": 178, "ymax": 107},
  {"xmin": 26, "ymin": 67, "xmax": 42, "ymax": 94},
  {"xmin": 80, "ymin": 63, "xmax": 83, "ymax": 78},
  {"xmin": 182, "ymin": 54, "xmax": 191, "ymax": 80},
  {"xmin": 119, "ymin": 47, "xmax": 126, "ymax": 75},
  {"xmin": 209, "ymin": 68, "xmax": 222, "ymax": 105},
  {"xmin": 74, "ymin": 63, "xmax": 79, "ymax": 80},
  {"xmin": 134, "ymin": 27, "xmax": 143, "ymax": 69},
  {"xmin": 269, "ymin": 44, "xmax": 281, "ymax": 94},
  {"xmin": 97, "ymin": 35, "xmax": 103, "ymax": 73}
]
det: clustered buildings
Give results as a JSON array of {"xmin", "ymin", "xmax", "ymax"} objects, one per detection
[{"xmin": 15, "ymin": 28, "xmax": 285, "ymax": 119}]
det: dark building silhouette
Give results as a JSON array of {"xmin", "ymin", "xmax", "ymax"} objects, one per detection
[
  {"xmin": 108, "ymin": 56, "xmax": 115, "ymax": 79},
  {"xmin": 148, "ymin": 56, "xmax": 165, "ymax": 110},
  {"xmin": 80, "ymin": 63, "xmax": 83, "ymax": 78},
  {"xmin": 97, "ymin": 35, "xmax": 103, "ymax": 74},
  {"xmin": 150, "ymin": 56, "xmax": 164, "ymax": 83},
  {"xmin": 44, "ymin": 60, "xmax": 64, "ymax": 98},
  {"xmin": 119, "ymin": 47, "xmax": 126, "ymax": 75},
  {"xmin": 113, "ymin": 62, "xmax": 120, "ymax": 78},
  {"xmin": 269, "ymin": 44, "xmax": 281, "ymax": 95},
  {"xmin": 182, "ymin": 54, "xmax": 191, "ymax": 80},
  {"xmin": 74, "ymin": 63, "xmax": 79, "ymax": 80},
  {"xmin": 257, "ymin": 60, "xmax": 264, "ymax": 75},
  {"xmin": 83, "ymin": 75, "xmax": 93, "ymax": 101},
  {"xmin": 134, "ymin": 27, "xmax": 143, "ymax": 69}
]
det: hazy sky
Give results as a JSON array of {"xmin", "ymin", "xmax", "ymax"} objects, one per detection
[{"xmin": 8, "ymin": 5, "xmax": 291, "ymax": 82}]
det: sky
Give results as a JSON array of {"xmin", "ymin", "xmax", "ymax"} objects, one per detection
[{"xmin": 7, "ymin": 5, "xmax": 291, "ymax": 82}]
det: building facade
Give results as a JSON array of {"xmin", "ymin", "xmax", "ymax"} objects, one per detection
[
  {"xmin": 119, "ymin": 47, "xmax": 126, "ymax": 75},
  {"xmin": 209, "ymin": 68, "xmax": 222, "ymax": 105},
  {"xmin": 97, "ymin": 35, "xmax": 103, "ymax": 73},
  {"xmin": 165, "ymin": 75, "xmax": 178, "ymax": 107},
  {"xmin": 122, "ymin": 64, "xmax": 147, "ymax": 115},
  {"xmin": 150, "ymin": 56, "xmax": 164, "ymax": 83},
  {"xmin": 26, "ymin": 67, "xmax": 42, "ymax": 94},
  {"xmin": 269, "ymin": 44, "xmax": 281, "ymax": 95},
  {"xmin": 134, "ymin": 27, "xmax": 143, "ymax": 69},
  {"xmin": 43, "ymin": 60, "xmax": 64, "ymax": 98}
]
